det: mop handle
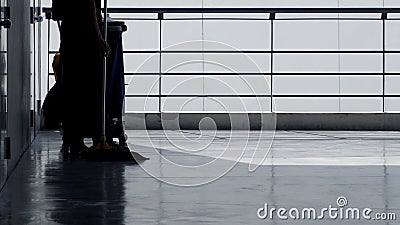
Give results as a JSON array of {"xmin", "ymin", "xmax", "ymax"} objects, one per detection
[
  {"xmin": 103, "ymin": 0, "xmax": 108, "ymax": 42},
  {"xmin": 101, "ymin": 0, "xmax": 108, "ymax": 137}
]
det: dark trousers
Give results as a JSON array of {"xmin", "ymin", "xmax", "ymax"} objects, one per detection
[{"xmin": 60, "ymin": 48, "xmax": 103, "ymax": 145}]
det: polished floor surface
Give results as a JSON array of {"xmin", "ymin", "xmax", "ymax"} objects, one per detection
[{"xmin": 0, "ymin": 130, "xmax": 400, "ymax": 224}]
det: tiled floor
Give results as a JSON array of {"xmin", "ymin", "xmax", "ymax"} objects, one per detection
[{"xmin": 0, "ymin": 130, "xmax": 400, "ymax": 224}]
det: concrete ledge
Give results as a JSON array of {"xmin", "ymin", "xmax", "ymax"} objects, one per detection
[{"xmin": 124, "ymin": 113, "xmax": 400, "ymax": 131}]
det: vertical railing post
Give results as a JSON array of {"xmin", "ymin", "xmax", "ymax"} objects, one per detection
[
  {"xmin": 269, "ymin": 12, "xmax": 275, "ymax": 113},
  {"xmin": 382, "ymin": 12, "xmax": 387, "ymax": 113},
  {"xmin": 158, "ymin": 12, "xmax": 163, "ymax": 113}
]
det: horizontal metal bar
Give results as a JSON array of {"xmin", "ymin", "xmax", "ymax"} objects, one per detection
[
  {"xmin": 123, "ymin": 50, "xmax": 400, "ymax": 54},
  {"xmin": 108, "ymin": 8, "xmax": 400, "ymax": 14},
  {"xmin": 272, "ymin": 18, "xmax": 384, "ymax": 21},
  {"xmin": 125, "ymin": 94, "xmax": 399, "ymax": 98},
  {"xmin": 48, "ymin": 72, "xmax": 400, "ymax": 76},
  {"xmin": 126, "ymin": 95, "xmax": 272, "ymax": 97},
  {"xmin": 51, "ymin": 49, "xmax": 400, "ymax": 54},
  {"xmin": 72, "ymin": 17, "xmax": 400, "ymax": 21},
  {"xmin": 137, "ymin": 18, "xmax": 385, "ymax": 21},
  {"xmin": 125, "ymin": 72, "xmax": 400, "ymax": 76},
  {"xmin": 42, "ymin": 7, "xmax": 400, "ymax": 15}
]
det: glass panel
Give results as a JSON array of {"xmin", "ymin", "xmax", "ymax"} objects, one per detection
[
  {"xmin": 125, "ymin": 97, "xmax": 159, "ymax": 113},
  {"xmin": 339, "ymin": 54, "xmax": 382, "ymax": 73},
  {"xmin": 49, "ymin": 21, "xmax": 60, "ymax": 52},
  {"xmin": 123, "ymin": 21, "xmax": 159, "ymax": 51},
  {"xmin": 340, "ymin": 98, "xmax": 382, "ymax": 113},
  {"xmin": 385, "ymin": 98, "xmax": 400, "ymax": 112},
  {"xmin": 49, "ymin": 76, "xmax": 56, "ymax": 89},
  {"xmin": 274, "ymin": 21, "xmax": 338, "ymax": 50},
  {"xmin": 274, "ymin": 97, "xmax": 340, "ymax": 112},
  {"xmin": 384, "ymin": 54, "xmax": 400, "ymax": 73},
  {"xmin": 124, "ymin": 53, "xmax": 160, "ymax": 73},
  {"xmin": 162, "ymin": 21, "xmax": 202, "ymax": 50},
  {"xmin": 162, "ymin": 53, "xmax": 203, "ymax": 73},
  {"xmin": 274, "ymin": 54, "xmax": 339, "ymax": 73},
  {"xmin": 204, "ymin": 97, "xmax": 271, "ymax": 112},
  {"xmin": 41, "ymin": 19, "xmax": 50, "ymax": 96},
  {"xmin": 42, "ymin": 0, "xmax": 50, "ymax": 6},
  {"xmin": 125, "ymin": 75, "xmax": 159, "ymax": 95},
  {"xmin": 162, "ymin": 75, "xmax": 203, "ymax": 95},
  {"xmin": 385, "ymin": 21, "xmax": 400, "ymax": 50},
  {"xmin": 161, "ymin": 97, "xmax": 203, "ymax": 112},
  {"xmin": 384, "ymin": 75, "xmax": 400, "ymax": 95},
  {"xmin": 47, "ymin": 53, "xmax": 58, "ymax": 73},
  {"xmin": 204, "ymin": 53, "xmax": 271, "ymax": 73},
  {"xmin": 339, "ymin": 21, "xmax": 382, "ymax": 50},
  {"xmin": 388, "ymin": 13, "xmax": 400, "ymax": 19},
  {"xmin": 339, "ymin": 75, "xmax": 383, "ymax": 95},
  {"xmin": 273, "ymin": 75, "xmax": 339, "ymax": 95},
  {"xmin": 204, "ymin": 20, "xmax": 271, "ymax": 50},
  {"xmin": 204, "ymin": 75, "xmax": 271, "ymax": 95},
  {"xmin": 338, "ymin": 0, "xmax": 384, "ymax": 7},
  {"xmin": 40, "ymin": 2, "xmax": 395, "ymax": 114},
  {"xmin": 385, "ymin": 0, "xmax": 400, "ymax": 7}
]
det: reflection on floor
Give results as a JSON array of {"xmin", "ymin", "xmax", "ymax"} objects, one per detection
[{"xmin": 0, "ymin": 130, "xmax": 400, "ymax": 224}]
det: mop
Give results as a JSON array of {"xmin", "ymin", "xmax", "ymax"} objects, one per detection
[{"xmin": 84, "ymin": 0, "xmax": 148, "ymax": 162}]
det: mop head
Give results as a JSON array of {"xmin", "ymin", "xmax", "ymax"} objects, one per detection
[{"xmin": 83, "ymin": 136, "xmax": 143, "ymax": 162}]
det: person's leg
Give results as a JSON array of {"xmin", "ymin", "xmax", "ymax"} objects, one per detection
[
  {"xmin": 62, "ymin": 127, "xmax": 82, "ymax": 155},
  {"xmin": 83, "ymin": 53, "xmax": 103, "ymax": 143},
  {"xmin": 61, "ymin": 47, "xmax": 102, "ymax": 150},
  {"xmin": 60, "ymin": 52, "xmax": 87, "ymax": 155}
]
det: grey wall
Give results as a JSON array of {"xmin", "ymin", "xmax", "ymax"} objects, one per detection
[
  {"xmin": 7, "ymin": 0, "xmax": 32, "ymax": 175},
  {"xmin": 125, "ymin": 113, "xmax": 400, "ymax": 130}
]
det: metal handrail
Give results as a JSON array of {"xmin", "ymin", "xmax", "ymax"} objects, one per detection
[
  {"xmin": 43, "ymin": 7, "xmax": 400, "ymax": 14},
  {"xmin": 42, "ymin": 7, "xmax": 399, "ymax": 112}
]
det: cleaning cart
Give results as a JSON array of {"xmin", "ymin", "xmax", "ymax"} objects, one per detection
[{"xmin": 104, "ymin": 19, "xmax": 128, "ymax": 148}]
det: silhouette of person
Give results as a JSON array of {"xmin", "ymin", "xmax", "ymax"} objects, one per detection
[{"xmin": 52, "ymin": 0, "xmax": 110, "ymax": 155}]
